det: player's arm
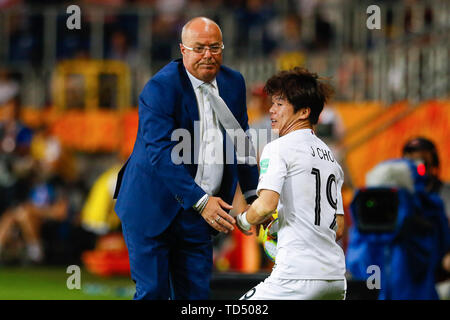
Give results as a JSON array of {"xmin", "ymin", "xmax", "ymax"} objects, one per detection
[
  {"xmin": 335, "ymin": 166, "xmax": 345, "ymax": 241},
  {"xmin": 443, "ymin": 252, "xmax": 450, "ymax": 272},
  {"xmin": 335, "ymin": 214, "xmax": 345, "ymax": 241},
  {"xmin": 236, "ymin": 140, "xmax": 285, "ymax": 235},
  {"xmin": 236, "ymin": 189, "xmax": 279, "ymax": 234}
]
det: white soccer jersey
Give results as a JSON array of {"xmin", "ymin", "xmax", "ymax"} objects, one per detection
[{"xmin": 257, "ymin": 129, "xmax": 346, "ymax": 280}]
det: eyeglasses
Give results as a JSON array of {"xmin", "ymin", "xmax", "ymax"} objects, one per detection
[{"xmin": 182, "ymin": 43, "xmax": 224, "ymax": 54}]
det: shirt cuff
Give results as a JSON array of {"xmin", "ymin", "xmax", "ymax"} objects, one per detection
[{"xmin": 193, "ymin": 194, "xmax": 209, "ymax": 211}]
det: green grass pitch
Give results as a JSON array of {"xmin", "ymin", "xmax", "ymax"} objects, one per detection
[{"xmin": 0, "ymin": 266, "xmax": 134, "ymax": 300}]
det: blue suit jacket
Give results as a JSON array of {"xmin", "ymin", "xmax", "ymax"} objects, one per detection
[{"xmin": 114, "ymin": 59, "xmax": 259, "ymax": 237}]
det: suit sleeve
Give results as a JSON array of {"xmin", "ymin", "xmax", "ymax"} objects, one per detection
[
  {"xmin": 235, "ymin": 74, "xmax": 259, "ymax": 203},
  {"xmin": 139, "ymin": 79, "xmax": 205, "ymax": 210}
]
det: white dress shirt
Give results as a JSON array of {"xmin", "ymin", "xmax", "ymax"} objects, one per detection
[{"xmin": 186, "ymin": 70, "xmax": 224, "ymax": 198}]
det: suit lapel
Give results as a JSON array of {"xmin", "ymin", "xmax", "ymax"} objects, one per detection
[
  {"xmin": 176, "ymin": 61, "xmax": 201, "ymax": 168},
  {"xmin": 178, "ymin": 62, "xmax": 200, "ymax": 123}
]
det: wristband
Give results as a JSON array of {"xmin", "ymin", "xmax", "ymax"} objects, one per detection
[{"xmin": 237, "ymin": 211, "xmax": 251, "ymax": 231}]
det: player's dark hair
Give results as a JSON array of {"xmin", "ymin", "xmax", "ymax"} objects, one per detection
[{"xmin": 263, "ymin": 67, "xmax": 334, "ymax": 124}]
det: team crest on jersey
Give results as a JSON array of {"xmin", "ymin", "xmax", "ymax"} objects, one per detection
[{"xmin": 260, "ymin": 158, "xmax": 269, "ymax": 174}]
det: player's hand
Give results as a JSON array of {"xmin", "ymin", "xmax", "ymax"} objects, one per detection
[
  {"xmin": 201, "ymin": 196, "xmax": 235, "ymax": 234},
  {"xmin": 257, "ymin": 215, "xmax": 273, "ymax": 233}
]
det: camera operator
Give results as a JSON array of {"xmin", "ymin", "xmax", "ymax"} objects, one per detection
[{"xmin": 402, "ymin": 137, "xmax": 450, "ymax": 293}]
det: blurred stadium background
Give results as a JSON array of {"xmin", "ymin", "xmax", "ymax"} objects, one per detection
[{"xmin": 0, "ymin": 0, "xmax": 448, "ymax": 299}]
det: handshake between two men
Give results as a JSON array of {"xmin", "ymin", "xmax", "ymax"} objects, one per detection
[{"xmin": 199, "ymin": 189, "xmax": 279, "ymax": 235}]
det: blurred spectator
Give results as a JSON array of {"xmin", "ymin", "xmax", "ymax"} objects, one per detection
[
  {"xmin": 234, "ymin": 0, "xmax": 275, "ymax": 57},
  {"xmin": 0, "ymin": 71, "xmax": 33, "ymax": 217},
  {"xmin": 0, "ymin": 175, "xmax": 68, "ymax": 264},
  {"xmin": 247, "ymin": 83, "xmax": 270, "ymax": 126},
  {"xmin": 0, "ymin": 126, "xmax": 55, "ymax": 265},
  {"xmin": 56, "ymin": 13, "xmax": 90, "ymax": 60},
  {"xmin": 0, "ymin": 69, "xmax": 19, "ymax": 106},
  {"xmin": 247, "ymin": 83, "xmax": 273, "ymax": 159},
  {"xmin": 155, "ymin": 0, "xmax": 186, "ymax": 18},
  {"xmin": 277, "ymin": 14, "xmax": 303, "ymax": 53},
  {"xmin": 387, "ymin": 46, "xmax": 406, "ymax": 101},
  {"xmin": 150, "ymin": 13, "xmax": 183, "ymax": 69},
  {"xmin": 184, "ymin": 0, "xmax": 211, "ymax": 18},
  {"xmin": 30, "ymin": 126, "xmax": 95, "ymax": 265},
  {"xmin": 294, "ymin": 0, "xmax": 336, "ymax": 50},
  {"xmin": 311, "ymin": 8, "xmax": 334, "ymax": 50},
  {"xmin": 102, "ymin": 9, "xmax": 139, "ymax": 55},
  {"xmin": 183, "ymin": 0, "xmax": 224, "ymax": 27},
  {"xmin": 106, "ymin": 30, "xmax": 138, "ymax": 67},
  {"xmin": 0, "ymin": 125, "xmax": 94, "ymax": 265},
  {"xmin": 7, "ymin": 11, "xmax": 43, "ymax": 65},
  {"xmin": 336, "ymin": 49, "xmax": 365, "ymax": 101},
  {"xmin": 294, "ymin": 0, "xmax": 319, "ymax": 18}
]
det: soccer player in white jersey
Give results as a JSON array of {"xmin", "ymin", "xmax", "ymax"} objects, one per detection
[{"xmin": 236, "ymin": 67, "xmax": 346, "ymax": 300}]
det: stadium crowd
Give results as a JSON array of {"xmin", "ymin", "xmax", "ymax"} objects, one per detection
[
  {"xmin": 1, "ymin": 0, "xmax": 444, "ymax": 106},
  {"xmin": 0, "ymin": 76, "xmax": 99, "ymax": 265},
  {"xmin": 0, "ymin": 0, "xmax": 448, "ymax": 300}
]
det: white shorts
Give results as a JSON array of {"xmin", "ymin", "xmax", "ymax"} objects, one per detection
[{"xmin": 239, "ymin": 275, "xmax": 347, "ymax": 300}]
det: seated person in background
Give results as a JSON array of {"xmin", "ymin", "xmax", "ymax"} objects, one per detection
[
  {"xmin": 0, "ymin": 174, "xmax": 68, "ymax": 264},
  {"xmin": 0, "ymin": 91, "xmax": 34, "ymax": 218},
  {"xmin": 0, "ymin": 127, "xmax": 85, "ymax": 265}
]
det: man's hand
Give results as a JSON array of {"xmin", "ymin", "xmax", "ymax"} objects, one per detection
[{"xmin": 201, "ymin": 196, "xmax": 235, "ymax": 233}]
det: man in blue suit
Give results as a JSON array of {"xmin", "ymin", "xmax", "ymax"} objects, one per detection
[{"xmin": 114, "ymin": 17, "xmax": 259, "ymax": 299}]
